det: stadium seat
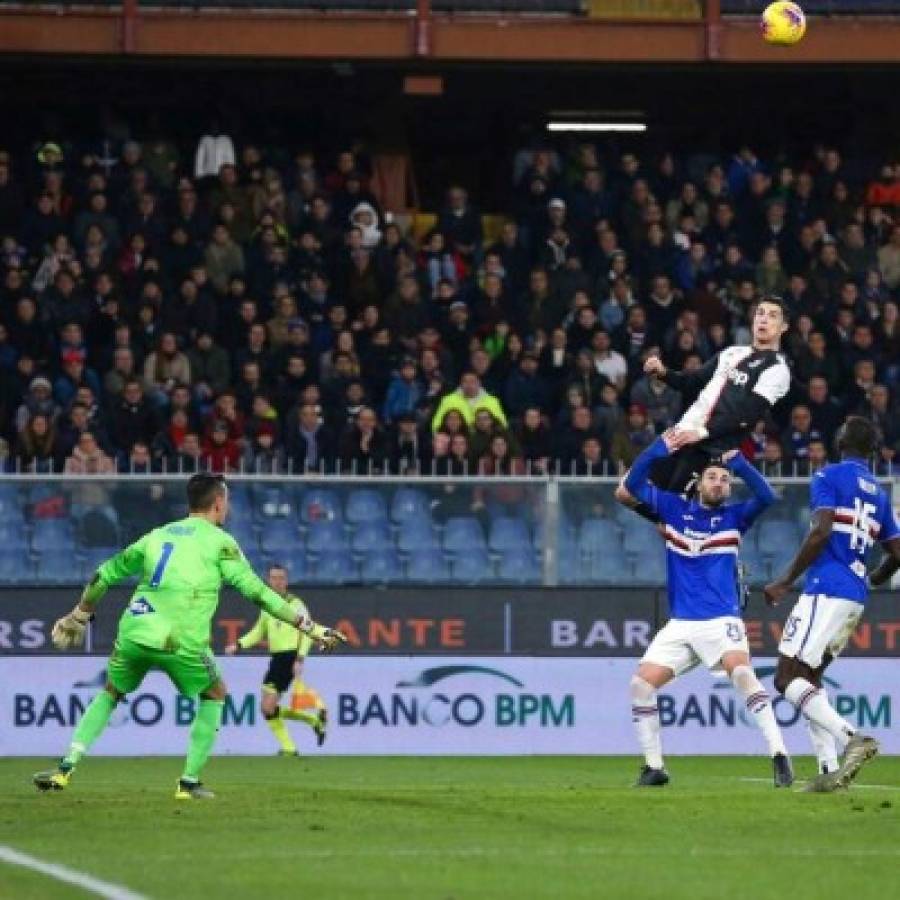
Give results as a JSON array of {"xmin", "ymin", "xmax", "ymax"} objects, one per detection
[
  {"xmin": 226, "ymin": 485, "xmax": 253, "ymax": 518},
  {"xmin": 259, "ymin": 520, "xmax": 301, "ymax": 556},
  {"xmin": 31, "ymin": 520, "xmax": 75, "ymax": 555},
  {"xmin": 582, "ymin": 553, "xmax": 634, "ymax": 584},
  {"xmin": 298, "ymin": 488, "xmax": 342, "ymax": 523},
  {"xmin": 229, "ymin": 520, "xmax": 259, "ymax": 553},
  {"xmin": 345, "ymin": 489, "xmax": 388, "ymax": 524},
  {"xmin": 442, "ymin": 517, "xmax": 486, "ymax": 554},
  {"xmin": 450, "ymin": 550, "xmax": 492, "ymax": 584},
  {"xmin": 35, "ymin": 552, "xmax": 79, "ymax": 584},
  {"xmin": 740, "ymin": 544, "xmax": 770, "ymax": 585},
  {"xmin": 252, "ymin": 485, "xmax": 291, "ymax": 520},
  {"xmin": 390, "ymin": 487, "xmax": 431, "ymax": 524},
  {"xmin": 360, "ymin": 550, "xmax": 402, "ymax": 583},
  {"xmin": 79, "ymin": 547, "xmax": 118, "ymax": 580},
  {"xmin": 497, "ymin": 549, "xmax": 541, "ymax": 583},
  {"xmin": 405, "ymin": 549, "xmax": 450, "ymax": 583},
  {"xmin": 0, "ymin": 521, "xmax": 28, "ymax": 551},
  {"xmin": 577, "ymin": 518, "xmax": 622, "ymax": 558},
  {"xmin": 630, "ymin": 550, "xmax": 668, "ymax": 586},
  {"xmin": 351, "ymin": 521, "xmax": 391, "ymax": 555},
  {"xmin": 396, "ymin": 517, "xmax": 439, "ymax": 553},
  {"xmin": 274, "ymin": 553, "xmax": 307, "ymax": 581},
  {"xmin": 313, "ymin": 551, "xmax": 355, "ymax": 584},
  {"xmin": 488, "ymin": 517, "xmax": 531, "ymax": 553},
  {"xmin": 755, "ymin": 520, "xmax": 801, "ymax": 555},
  {"xmin": 306, "ymin": 520, "xmax": 348, "ymax": 554},
  {"xmin": 0, "ymin": 548, "xmax": 33, "ymax": 584},
  {"xmin": 622, "ymin": 520, "xmax": 662, "ymax": 557}
]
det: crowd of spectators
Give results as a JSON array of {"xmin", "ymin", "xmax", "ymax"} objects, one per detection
[{"xmin": 0, "ymin": 132, "xmax": 898, "ymax": 479}]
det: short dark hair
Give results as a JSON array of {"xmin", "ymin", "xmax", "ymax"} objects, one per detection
[
  {"xmin": 755, "ymin": 295, "xmax": 789, "ymax": 323},
  {"xmin": 268, "ymin": 563, "xmax": 287, "ymax": 576},
  {"xmin": 186, "ymin": 472, "xmax": 226, "ymax": 511},
  {"xmin": 836, "ymin": 416, "xmax": 879, "ymax": 459}
]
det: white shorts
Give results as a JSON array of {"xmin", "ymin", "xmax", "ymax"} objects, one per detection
[
  {"xmin": 641, "ymin": 616, "xmax": 750, "ymax": 677},
  {"xmin": 777, "ymin": 594, "xmax": 863, "ymax": 669}
]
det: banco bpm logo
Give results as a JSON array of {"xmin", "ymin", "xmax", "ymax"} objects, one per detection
[
  {"xmin": 659, "ymin": 668, "xmax": 890, "ymax": 730},
  {"xmin": 339, "ymin": 665, "xmax": 575, "ymax": 729}
]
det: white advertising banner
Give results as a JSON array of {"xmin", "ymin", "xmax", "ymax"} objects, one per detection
[{"xmin": 0, "ymin": 656, "xmax": 896, "ymax": 756}]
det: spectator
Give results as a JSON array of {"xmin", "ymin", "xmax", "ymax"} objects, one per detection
[
  {"xmin": 202, "ymin": 419, "xmax": 240, "ymax": 473},
  {"xmin": 110, "ymin": 379, "xmax": 158, "ymax": 460},
  {"xmin": 389, "ymin": 411, "xmax": 427, "ymax": 474},
  {"xmin": 339, "ymin": 406, "xmax": 386, "ymax": 473},
  {"xmin": 431, "ymin": 371, "xmax": 507, "ymax": 433},
  {"xmin": 504, "ymin": 350, "xmax": 550, "ymax": 419},
  {"xmin": 609, "ymin": 403, "xmax": 657, "ymax": 471},
  {"xmin": 284, "ymin": 402, "xmax": 335, "ymax": 473},
  {"xmin": 187, "ymin": 331, "xmax": 231, "ymax": 407},
  {"xmin": 383, "ymin": 357, "xmax": 423, "ymax": 424},
  {"xmin": 781, "ymin": 404, "xmax": 823, "ymax": 465},
  {"xmin": 204, "ymin": 223, "xmax": 245, "ymax": 294},
  {"xmin": 53, "ymin": 348, "xmax": 101, "ymax": 409},
  {"xmin": 143, "ymin": 332, "xmax": 191, "ymax": 408},
  {"xmin": 630, "ymin": 363, "xmax": 681, "ymax": 431},
  {"xmin": 515, "ymin": 407, "xmax": 552, "ymax": 474},
  {"xmin": 571, "ymin": 434, "xmax": 608, "ymax": 476},
  {"xmin": 16, "ymin": 412, "xmax": 56, "ymax": 472},
  {"xmin": 805, "ymin": 376, "xmax": 844, "ymax": 446},
  {"xmin": 64, "ymin": 430, "xmax": 115, "ymax": 475}
]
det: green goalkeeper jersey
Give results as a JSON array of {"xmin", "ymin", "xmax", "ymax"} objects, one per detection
[
  {"xmin": 89, "ymin": 516, "xmax": 297, "ymax": 655},
  {"xmin": 237, "ymin": 595, "xmax": 314, "ymax": 656}
]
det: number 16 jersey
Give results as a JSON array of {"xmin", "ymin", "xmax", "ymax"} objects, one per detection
[{"xmin": 804, "ymin": 459, "xmax": 899, "ymax": 603}]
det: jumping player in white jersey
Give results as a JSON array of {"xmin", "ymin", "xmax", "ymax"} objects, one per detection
[
  {"xmin": 619, "ymin": 431, "xmax": 793, "ymax": 788},
  {"xmin": 640, "ymin": 298, "xmax": 791, "ymax": 501},
  {"xmin": 765, "ymin": 416, "xmax": 900, "ymax": 792}
]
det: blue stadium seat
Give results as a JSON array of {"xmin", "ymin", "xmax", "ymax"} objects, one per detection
[
  {"xmin": 0, "ymin": 548, "xmax": 34, "ymax": 584},
  {"xmin": 298, "ymin": 488, "xmax": 342, "ymax": 523},
  {"xmin": 577, "ymin": 518, "xmax": 622, "ymax": 558},
  {"xmin": 313, "ymin": 551, "xmax": 355, "ymax": 584},
  {"xmin": 35, "ymin": 552, "xmax": 79, "ymax": 584},
  {"xmin": 351, "ymin": 522, "xmax": 391, "ymax": 555},
  {"xmin": 630, "ymin": 549, "xmax": 668, "ymax": 586},
  {"xmin": 0, "ymin": 521, "xmax": 28, "ymax": 551},
  {"xmin": 226, "ymin": 484, "xmax": 253, "ymax": 518},
  {"xmin": 346, "ymin": 489, "xmax": 388, "ymax": 525},
  {"xmin": 442, "ymin": 517, "xmax": 486, "ymax": 554},
  {"xmin": 274, "ymin": 553, "xmax": 307, "ymax": 581},
  {"xmin": 31, "ymin": 520, "xmax": 75, "ymax": 555},
  {"xmin": 488, "ymin": 517, "xmax": 530, "ymax": 553},
  {"xmin": 252, "ymin": 485, "xmax": 291, "ymax": 520},
  {"xmin": 391, "ymin": 487, "xmax": 431, "ymax": 524},
  {"xmin": 497, "ymin": 549, "xmax": 540, "ymax": 583},
  {"xmin": 405, "ymin": 549, "xmax": 450, "ymax": 583},
  {"xmin": 79, "ymin": 547, "xmax": 118, "ymax": 580},
  {"xmin": 622, "ymin": 520, "xmax": 661, "ymax": 557},
  {"xmin": 755, "ymin": 520, "xmax": 801, "ymax": 556},
  {"xmin": 259, "ymin": 520, "xmax": 301, "ymax": 556},
  {"xmin": 396, "ymin": 518, "xmax": 438, "ymax": 553},
  {"xmin": 306, "ymin": 520, "xmax": 348, "ymax": 554},
  {"xmin": 243, "ymin": 548, "xmax": 270, "ymax": 575},
  {"xmin": 740, "ymin": 544, "xmax": 770, "ymax": 585},
  {"xmin": 582, "ymin": 553, "xmax": 634, "ymax": 584},
  {"xmin": 450, "ymin": 550, "xmax": 492, "ymax": 584},
  {"xmin": 360, "ymin": 550, "xmax": 402, "ymax": 583}
]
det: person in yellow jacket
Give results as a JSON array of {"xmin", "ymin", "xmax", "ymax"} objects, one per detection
[
  {"xmin": 431, "ymin": 371, "xmax": 508, "ymax": 433},
  {"xmin": 225, "ymin": 563, "xmax": 326, "ymax": 755}
]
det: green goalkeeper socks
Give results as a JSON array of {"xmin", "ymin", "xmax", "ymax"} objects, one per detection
[
  {"xmin": 62, "ymin": 690, "xmax": 118, "ymax": 768},
  {"xmin": 281, "ymin": 708, "xmax": 320, "ymax": 729},
  {"xmin": 182, "ymin": 698, "xmax": 224, "ymax": 782}
]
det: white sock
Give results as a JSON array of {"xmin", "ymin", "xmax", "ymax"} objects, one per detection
[
  {"xmin": 785, "ymin": 678, "xmax": 855, "ymax": 747},
  {"xmin": 730, "ymin": 665, "xmax": 786, "ymax": 757},
  {"xmin": 806, "ymin": 715, "xmax": 840, "ymax": 774},
  {"xmin": 630, "ymin": 676, "xmax": 664, "ymax": 769}
]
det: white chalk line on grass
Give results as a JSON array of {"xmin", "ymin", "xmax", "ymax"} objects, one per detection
[
  {"xmin": 0, "ymin": 845, "xmax": 149, "ymax": 900},
  {"xmin": 738, "ymin": 777, "xmax": 900, "ymax": 792}
]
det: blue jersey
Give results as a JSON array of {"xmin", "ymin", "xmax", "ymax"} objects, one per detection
[
  {"xmin": 626, "ymin": 439, "xmax": 775, "ymax": 621},
  {"xmin": 803, "ymin": 459, "xmax": 900, "ymax": 603}
]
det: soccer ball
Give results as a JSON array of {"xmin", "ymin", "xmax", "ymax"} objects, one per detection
[{"xmin": 761, "ymin": 2, "xmax": 806, "ymax": 45}]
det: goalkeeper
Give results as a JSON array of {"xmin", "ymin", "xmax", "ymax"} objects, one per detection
[
  {"xmin": 33, "ymin": 473, "xmax": 346, "ymax": 800},
  {"xmin": 225, "ymin": 563, "xmax": 328, "ymax": 756}
]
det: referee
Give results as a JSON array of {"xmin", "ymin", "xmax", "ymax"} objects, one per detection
[{"xmin": 225, "ymin": 563, "xmax": 326, "ymax": 755}]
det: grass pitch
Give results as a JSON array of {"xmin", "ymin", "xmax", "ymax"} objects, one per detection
[{"xmin": 1, "ymin": 756, "xmax": 898, "ymax": 900}]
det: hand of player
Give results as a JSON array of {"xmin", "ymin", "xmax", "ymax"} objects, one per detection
[
  {"xmin": 721, "ymin": 449, "xmax": 739, "ymax": 464},
  {"xmin": 643, "ymin": 356, "xmax": 667, "ymax": 379},
  {"xmin": 666, "ymin": 427, "xmax": 705, "ymax": 450},
  {"xmin": 224, "ymin": 643, "xmax": 238, "ymax": 655},
  {"xmin": 763, "ymin": 580, "xmax": 791, "ymax": 607},
  {"xmin": 318, "ymin": 628, "xmax": 348, "ymax": 653},
  {"xmin": 51, "ymin": 606, "xmax": 92, "ymax": 650}
]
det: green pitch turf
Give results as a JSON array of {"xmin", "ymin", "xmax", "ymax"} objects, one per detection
[{"xmin": 1, "ymin": 756, "xmax": 898, "ymax": 900}]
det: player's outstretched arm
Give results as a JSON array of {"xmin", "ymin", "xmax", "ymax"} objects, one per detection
[
  {"xmin": 763, "ymin": 509, "xmax": 833, "ymax": 606},
  {"xmin": 725, "ymin": 449, "xmax": 777, "ymax": 527},
  {"xmin": 869, "ymin": 537, "xmax": 900, "ymax": 587},
  {"xmin": 225, "ymin": 612, "xmax": 266, "ymax": 655},
  {"xmin": 219, "ymin": 544, "xmax": 347, "ymax": 650},
  {"xmin": 51, "ymin": 537, "xmax": 149, "ymax": 650}
]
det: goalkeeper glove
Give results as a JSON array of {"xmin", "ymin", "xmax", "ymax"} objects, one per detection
[
  {"xmin": 318, "ymin": 628, "xmax": 348, "ymax": 653},
  {"xmin": 51, "ymin": 606, "xmax": 93, "ymax": 650}
]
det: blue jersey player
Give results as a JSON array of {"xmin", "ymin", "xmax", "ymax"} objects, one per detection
[
  {"xmin": 765, "ymin": 417, "xmax": 900, "ymax": 792},
  {"xmin": 618, "ymin": 431, "xmax": 793, "ymax": 788}
]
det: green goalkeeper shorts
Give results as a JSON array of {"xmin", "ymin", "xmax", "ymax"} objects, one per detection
[{"xmin": 107, "ymin": 637, "xmax": 222, "ymax": 698}]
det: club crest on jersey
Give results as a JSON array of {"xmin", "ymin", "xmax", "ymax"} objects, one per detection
[
  {"xmin": 727, "ymin": 369, "xmax": 749, "ymax": 386},
  {"xmin": 128, "ymin": 597, "xmax": 155, "ymax": 616}
]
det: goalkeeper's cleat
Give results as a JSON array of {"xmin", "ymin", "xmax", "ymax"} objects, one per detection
[
  {"xmin": 33, "ymin": 769, "xmax": 71, "ymax": 792},
  {"xmin": 277, "ymin": 749, "xmax": 300, "ymax": 757},
  {"xmin": 174, "ymin": 779, "xmax": 215, "ymax": 800},
  {"xmin": 314, "ymin": 708, "xmax": 327, "ymax": 747},
  {"xmin": 772, "ymin": 752, "xmax": 794, "ymax": 788},
  {"xmin": 833, "ymin": 734, "xmax": 879, "ymax": 788},
  {"xmin": 635, "ymin": 765, "xmax": 669, "ymax": 787}
]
